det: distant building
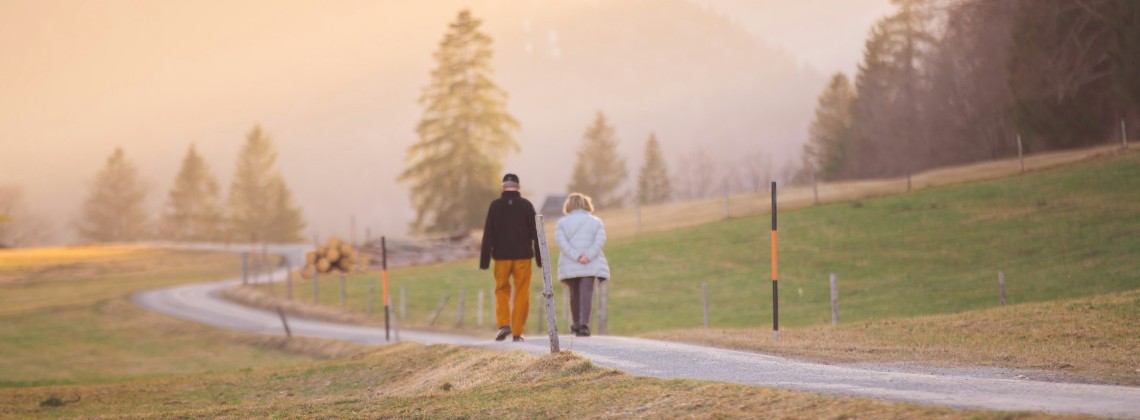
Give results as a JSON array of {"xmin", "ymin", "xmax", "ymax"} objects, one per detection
[{"xmin": 540, "ymin": 194, "xmax": 567, "ymax": 220}]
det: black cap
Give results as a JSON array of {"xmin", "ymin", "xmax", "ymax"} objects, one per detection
[{"xmin": 502, "ymin": 173, "xmax": 520, "ymax": 184}]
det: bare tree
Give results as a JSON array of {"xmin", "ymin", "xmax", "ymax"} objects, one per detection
[{"xmin": 672, "ymin": 148, "xmax": 720, "ymax": 201}]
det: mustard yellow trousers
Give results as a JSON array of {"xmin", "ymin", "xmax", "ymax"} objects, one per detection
[{"xmin": 493, "ymin": 259, "xmax": 532, "ymax": 336}]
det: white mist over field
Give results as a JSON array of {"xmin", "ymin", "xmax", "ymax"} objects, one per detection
[{"xmin": 0, "ymin": 0, "xmax": 892, "ymax": 244}]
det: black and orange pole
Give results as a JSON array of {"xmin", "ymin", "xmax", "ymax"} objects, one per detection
[
  {"xmin": 771, "ymin": 181, "xmax": 779, "ymax": 342},
  {"xmin": 382, "ymin": 236, "xmax": 390, "ymax": 342}
]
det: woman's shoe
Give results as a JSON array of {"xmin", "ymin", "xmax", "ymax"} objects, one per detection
[
  {"xmin": 570, "ymin": 325, "xmax": 581, "ymax": 335},
  {"xmin": 575, "ymin": 326, "xmax": 590, "ymax": 337}
]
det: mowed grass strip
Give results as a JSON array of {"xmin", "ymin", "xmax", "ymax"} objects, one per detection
[
  {"xmin": 0, "ymin": 343, "xmax": 1068, "ymax": 419},
  {"xmin": 0, "ymin": 247, "xmax": 333, "ymax": 386},
  {"xmin": 650, "ymin": 289, "xmax": 1140, "ymax": 386},
  {"xmin": 268, "ymin": 150, "xmax": 1139, "ymax": 335}
]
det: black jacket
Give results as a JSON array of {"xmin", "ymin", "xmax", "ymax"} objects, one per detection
[{"xmin": 479, "ymin": 191, "xmax": 542, "ymax": 269}]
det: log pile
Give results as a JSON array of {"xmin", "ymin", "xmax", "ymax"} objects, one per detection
[{"xmin": 300, "ymin": 236, "xmax": 369, "ymax": 279}]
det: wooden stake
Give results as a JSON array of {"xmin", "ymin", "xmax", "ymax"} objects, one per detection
[
  {"xmin": 702, "ymin": 281, "xmax": 710, "ymax": 329},
  {"xmin": 535, "ymin": 214, "xmax": 560, "ymax": 353},
  {"xmin": 276, "ymin": 306, "xmax": 292, "ymax": 338},
  {"xmin": 456, "ymin": 289, "xmax": 465, "ymax": 328},
  {"xmin": 428, "ymin": 293, "xmax": 450, "ymax": 326},
  {"xmin": 830, "ymin": 273, "xmax": 839, "ymax": 325},
  {"xmin": 999, "ymin": 271, "xmax": 1007, "ymax": 305}
]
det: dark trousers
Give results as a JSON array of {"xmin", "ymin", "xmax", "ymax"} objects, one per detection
[{"xmin": 563, "ymin": 276, "xmax": 595, "ymax": 329}]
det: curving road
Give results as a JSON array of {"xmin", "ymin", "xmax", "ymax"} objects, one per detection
[{"xmin": 133, "ymin": 246, "xmax": 1140, "ymax": 418}]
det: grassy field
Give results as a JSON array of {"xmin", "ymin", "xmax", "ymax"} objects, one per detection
[
  {"xmin": 0, "ymin": 342, "xmax": 1065, "ymax": 419},
  {"xmin": 267, "ymin": 149, "xmax": 1139, "ymax": 332},
  {"xmin": 0, "ymin": 246, "xmax": 331, "ymax": 386},
  {"xmin": 246, "ymin": 149, "xmax": 1140, "ymax": 384}
]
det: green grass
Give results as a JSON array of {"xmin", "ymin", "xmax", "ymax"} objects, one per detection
[
  {"xmin": 275, "ymin": 150, "xmax": 1140, "ymax": 336},
  {"xmin": 0, "ymin": 247, "xmax": 320, "ymax": 386}
]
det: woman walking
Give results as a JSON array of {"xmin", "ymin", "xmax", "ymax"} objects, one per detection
[{"xmin": 555, "ymin": 193, "xmax": 610, "ymax": 337}]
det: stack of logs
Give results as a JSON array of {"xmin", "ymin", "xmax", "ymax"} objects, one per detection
[{"xmin": 301, "ymin": 237, "xmax": 369, "ymax": 279}]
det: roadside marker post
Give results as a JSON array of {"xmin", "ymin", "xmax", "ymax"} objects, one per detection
[
  {"xmin": 382, "ymin": 236, "xmax": 391, "ymax": 342},
  {"xmin": 535, "ymin": 214, "xmax": 560, "ymax": 353},
  {"xmin": 771, "ymin": 181, "xmax": 779, "ymax": 343}
]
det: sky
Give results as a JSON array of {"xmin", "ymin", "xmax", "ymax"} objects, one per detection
[{"xmin": 0, "ymin": 0, "xmax": 895, "ymax": 244}]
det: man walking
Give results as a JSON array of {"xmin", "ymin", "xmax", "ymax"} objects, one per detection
[{"xmin": 480, "ymin": 173, "xmax": 542, "ymax": 342}]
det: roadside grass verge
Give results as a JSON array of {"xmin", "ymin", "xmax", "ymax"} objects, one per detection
[
  {"xmin": 0, "ymin": 343, "xmax": 1064, "ymax": 419},
  {"xmin": 650, "ymin": 289, "xmax": 1140, "ymax": 386},
  {"xmin": 0, "ymin": 246, "xmax": 339, "ymax": 386}
]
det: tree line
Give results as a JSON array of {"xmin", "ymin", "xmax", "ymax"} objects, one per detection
[
  {"xmin": 803, "ymin": 0, "xmax": 1139, "ymax": 181},
  {"xmin": 74, "ymin": 125, "xmax": 306, "ymax": 244}
]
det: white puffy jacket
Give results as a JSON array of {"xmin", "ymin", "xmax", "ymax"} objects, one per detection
[{"xmin": 555, "ymin": 210, "xmax": 611, "ymax": 280}]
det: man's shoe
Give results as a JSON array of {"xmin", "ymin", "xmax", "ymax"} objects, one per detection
[
  {"xmin": 570, "ymin": 325, "xmax": 581, "ymax": 335},
  {"xmin": 495, "ymin": 326, "xmax": 511, "ymax": 341},
  {"xmin": 512, "ymin": 336, "xmax": 524, "ymax": 342},
  {"xmin": 575, "ymin": 326, "xmax": 590, "ymax": 337}
]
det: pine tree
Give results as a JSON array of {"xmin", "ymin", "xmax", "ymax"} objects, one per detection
[
  {"xmin": 227, "ymin": 125, "xmax": 305, "ymax": 243},
  {"xmin": 76, "ymin": 148, "xmax": 149, "ymax": 243},
  {"xmin": 847, "ymin": 0, "xmax": 937, "ymax": 178},
  {"xmin": 160, "ymin": 144, "xmax": 224, "ymax": 241},
  {"xmin": 567, "ymin": 111, "xmax": 629, "ymax": 210},
  {"xmin": 265, "ymin": 177, "xmax": 305, "ymax": 243},
  {"xmin": 400, "ymin": 9, "xmax": 520, "ymax": 233},
  {"xmin": 636, "ymin": 133, "xmax": 671, "ymax": 205},
  {"xmin": 803, "ymin": 73, "xmax": 855, "ymax": 181}
]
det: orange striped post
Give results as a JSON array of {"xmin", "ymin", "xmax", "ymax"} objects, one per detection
[
  {"xmin": 382, "ymin": 236, "xmax": 390, "ymax": 342},
  {"xmin": 771, "ymin": 181, "xmax": 779, "ymax": 342}
]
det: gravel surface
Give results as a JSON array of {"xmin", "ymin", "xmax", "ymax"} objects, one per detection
[{"xmin": 132, "ymin": 245, "xmax": 1140, "ymax": 418}]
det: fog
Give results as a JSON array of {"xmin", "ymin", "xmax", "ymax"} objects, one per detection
[{"xmin": 0, "ymin": 0, "xmax": 892, "ymax": 244}]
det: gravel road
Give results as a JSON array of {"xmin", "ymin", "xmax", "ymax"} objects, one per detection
[{"xmin": 132, "ymin": 246, "xmax": 1140, "ymax": 418}]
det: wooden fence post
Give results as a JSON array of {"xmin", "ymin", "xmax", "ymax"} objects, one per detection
[
  {"xmin": 830, "ymin": 273, "xmax": 839, "ymax": 325},
  {"xmin": 369, "ymin": 278, "xmax": 375, "ymax": 314},
  {"xmin": 428, "ymin": 293, "xmax": 450, "ymax": 326},
  {"xmin": 339, "ymin": 273, "xmax": 347, "ymax": 309},
  {"xmin": 597, "ymin": 279, "xmax": 608, "ymax": 335},
  {"xmin": 456, "ymin": 289, "xmax": 465, "ymax": 328},
  {"xmin": 240, "ymin": 252, "xmax": 248, "ymax": 285},
  {"xmin": 535, "ymin": 214, "xmax": 560, "ymax": 353},
  {"xmin": 275, "ymin": 306, "xmax": 292, "ymax": 339},
  {"xmin": 702, "ymin": 281, "xmax": 710, "ymax": 329},
  {"xmin": 477, "ymin": 290, "xmax": 484, "ymax": 327},
  {"xmin": 999, "ymin": 271, "xmax": 1007, "ymax": 305}
]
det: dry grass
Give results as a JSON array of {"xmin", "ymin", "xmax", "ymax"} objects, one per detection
[
  {"xmin": 0, "ymin": 246, "xmax": 239, "ymax": 314},
  {"xmin": 0, "ymin": 246, "xmax": 355, "ymax": 386},
  {"xmin": 648, "ymin": 290, "xmax": 1140, "ymax": 386},
  {"xmin": 0, "ymin": 342, "xmax": 1073, "ymax": 419}
]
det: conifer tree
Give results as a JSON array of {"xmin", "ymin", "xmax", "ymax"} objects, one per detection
[
  {"xmin": 803, "ymin": 73, "xmax": 855, "ymax": 181},
  {"xmin": 567, "ymin": 111, "xmax": 628, "ymax": 210},
  {"xmin": 636, "ymin": 133, "xmax": 671, "ymax": 205},
  {"xmin": 265, "ymin": 177, "xmax": 305, "ymax": 243},
  {"xmin": 847, "ymin": 0, "xmax": 937, "ymax": 178},
  {"xmin": 76, "ymin": 148, "xmax": 149, "ymax": 242},
  {"xmin": 400, "ymin": 9, "xmax": 520, "ymax": 233},
  {"xmin": 227, "ymin": 125, "xmax": 305, "ymax": 243},
  {"xmin": 161, "ymin": 144, "xmax": 224, "ymax": 241}
]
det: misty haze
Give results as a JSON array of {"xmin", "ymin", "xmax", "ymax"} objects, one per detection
[{"xmin": 0, "ymin": 0, "xmax": 893, "ymax": 245}]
